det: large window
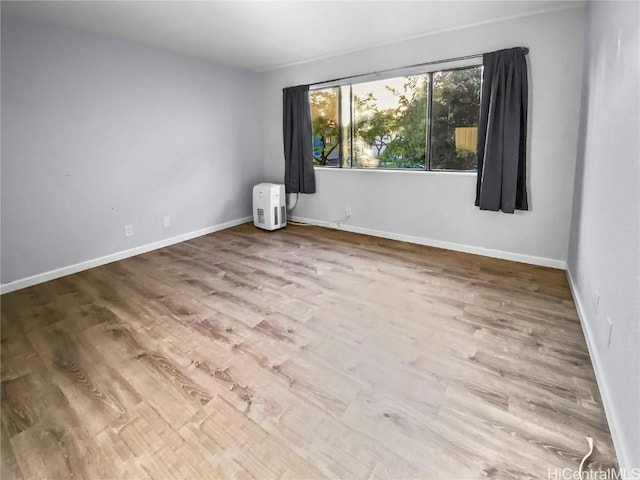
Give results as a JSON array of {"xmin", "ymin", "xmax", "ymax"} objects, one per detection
[{"xmin": 310, "ymin": 65, "xmax": 482, "ymax": 171}]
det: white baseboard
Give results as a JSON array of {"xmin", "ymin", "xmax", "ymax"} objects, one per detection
[
  {"xmin": 289, "ymin": 215, "xmax": 566, "ymax": 269},
  {"xmin": 566, "ymin": 268, "xmax": 632, "ymax": 473},
  {"xmin": 0, "ymin": 216, "xmax": 252, "ymax": 295}
]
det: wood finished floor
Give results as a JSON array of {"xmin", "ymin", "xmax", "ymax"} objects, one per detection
[{"xmin": 1, "ymin": 223, "xmax": 617, "ymax": 479}]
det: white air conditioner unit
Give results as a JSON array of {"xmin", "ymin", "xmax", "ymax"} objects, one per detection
[{"xmin": 253, "ymin": 183, "xmax": 286, "ymax": 231}]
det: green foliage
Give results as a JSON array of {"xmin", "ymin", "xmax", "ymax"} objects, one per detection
[
  {"xmin": 309, "ymin": 67, "xmax": 481, "ymax": 170},
  {"xmin": 382, "ymin": 76, "xmax": 427, "ymax": 168},
  {"xmin": 353, "ymin": 92, "xmax": 398, "ymax": 161},
  {"xmin": 430, "ymin": 68, "xmax": 482, "ymax": 170},
  {"xmin": 310, "ymin": 88, "xmax": 339, "ymax": 166}
]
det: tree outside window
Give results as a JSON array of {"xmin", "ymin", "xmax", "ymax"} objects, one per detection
[{"xmin": 309, "ymin": 65, "xmax": 481, "ymax": 171}]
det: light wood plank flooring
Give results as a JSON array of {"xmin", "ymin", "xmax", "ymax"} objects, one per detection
[{"xmin": 1, "ymin": 223, "xmax": 617, "ymax": 479}]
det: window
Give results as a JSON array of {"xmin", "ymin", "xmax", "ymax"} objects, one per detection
[{"xmin": 310, "ymin": 65, "xmax": 482, "ymax": 171}]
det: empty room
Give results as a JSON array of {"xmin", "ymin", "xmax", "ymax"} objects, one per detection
[{"xmin": 1, "ymin": 1, "xmax": 638, "ymax": 479}]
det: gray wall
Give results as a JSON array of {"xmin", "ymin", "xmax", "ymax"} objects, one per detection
[
  {"xmin": 1, "ymin": 14, "xmax": 263, "ymax": 284},
  {"xmin": 568, "ymin": 1, "xmax": 639, "ymax": 470},
  {"xmin": 261, "ymin": 8, "xmax": 585, "ymax": 267}
]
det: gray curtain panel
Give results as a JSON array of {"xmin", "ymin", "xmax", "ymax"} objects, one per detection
[
  {"xmin": 283, "ymin": 85, "xmax": 316, "ymax": 194},
  {"xmin": 475, "ymin": 47, "xmax": 529, "ymax": 213}
]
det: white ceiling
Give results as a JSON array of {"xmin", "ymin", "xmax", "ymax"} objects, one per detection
[{"xmin": 2, "ymin": 1, "xmax": 582, "ymax": 71}]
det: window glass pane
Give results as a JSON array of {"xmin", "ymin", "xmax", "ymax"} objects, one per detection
[
  {"xmin": 310, "ymin": 87, "xmax": 340, "ymax": 167},
  {"xmin": 340, "ymin": 85, "xmax": 352, "ymax": 168},
  {"xmin": 352, "ymin": 75, "xmax": 427, "ymax": 169},
  {"xmin": 430, "ymin": 66, "xmax": 482, "ymax": 171}
]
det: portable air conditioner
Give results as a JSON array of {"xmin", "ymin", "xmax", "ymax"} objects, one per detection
[{"xmin": 253, "ymin": 183, "xmax": 286, "ymax": 231}]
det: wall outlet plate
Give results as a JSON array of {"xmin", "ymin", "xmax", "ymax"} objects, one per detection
[
  {"xmin": 163, "ymin": 216, "xmax": 171, "ymax": 228},
  {"xmin": 124, "ymin": 224, "xmax": 134, "ymax": 237}
]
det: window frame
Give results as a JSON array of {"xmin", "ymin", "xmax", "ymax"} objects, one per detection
[{"xmin": 310, "ymin": 57, "xmax": 483, "ymax": 173}]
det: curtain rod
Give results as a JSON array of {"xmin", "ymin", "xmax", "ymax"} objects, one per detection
[{"xmin": 310, "ymin": 47, "xmax": 529, "ymax": 87}]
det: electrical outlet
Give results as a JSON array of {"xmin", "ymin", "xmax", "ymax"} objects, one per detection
[
  {"xmin": 595, "ymin": 293, "xmax": 600, "ymax": 316},
  {"xmin": 124, "ymin": 224, "xmax": 134, "ymax": 237},
  {"xmin": 346, "ymin": 206, "xmax": 352, "ymax": 216},
  {"xmin": 606, "ymin": 316, "xmax": 613, "ymax": 348},
  {"xmin": 163, "ymin": 216, "xmax": 171, "ymax": 228}
]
